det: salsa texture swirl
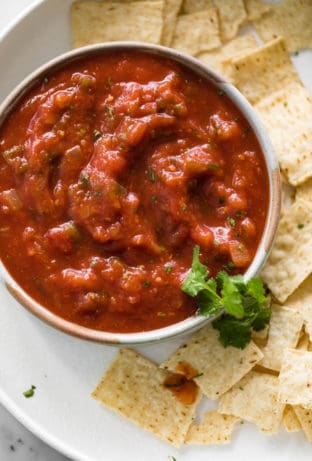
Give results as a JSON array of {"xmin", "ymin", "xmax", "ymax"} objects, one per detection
[{"xmin": 0, "ymin": 51, "xmax": 269, "ymax": 332}]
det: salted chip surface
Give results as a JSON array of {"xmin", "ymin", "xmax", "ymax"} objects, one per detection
[
  {"xmin": 283, "ymin": 405, "xmax": 302, "ymax": 433},
  {"xmin": 253, "ymin": 0, "xmax": 312, "ymax": 53},
  {"xmin": 172, "ymin": 9, "xmax": 221, "ymax": 55},
  {"xmin": 278, "ymin": 349, "xmax": 312, "ymax": 409},
  {"xmin": 160, "ymin": 324, "xmax": 263, "ymax": 400},
  {"xmin": 244, "ymin": 0, "xmax": 271, "ymax": 21},
  {"xmin": 92, "ymin": 348, "xmax": 201, "ymax": 447},
  {"xmin": 71, "ymin": 1, "xmax": 164, "ymax": 48},
  {"xmin": 285, "ymin": 275, "xmax": 312, "ymax": 340},
  {"xmin": 197, "ymin": 35, "xmax": 258, "ymax": 79},
  {"xmin": 296, "ymin": 179, "xmax": 312, "ymax": 203},
  {"xmin": 230, "ymin": 37, "xmax": 300, "ymax": 105},
  {"xmin": 255, "ymin": 83, "xmax": 312, "ymax": 186},
  {"xmin": 161, "ymin": 0, "xmax": 183, "ymax": 46},
  {"xmin": 182, "ymin": 0, "xmax": 214, "ymax": 13},
  {"xmin": 186, "ymin": 410, "xmax": 240, "ymax": 444},
  {"xmin": 219, "ymin": 371, "xmax": 284, "ymax": 434},
  {"xmin": 212, "ymin": 0, "xmax": 247, "ymax": 42},
  {"xmin": 260, "ymin": 305, "xmax": 303, "ymax": 371},
  {"xmin": 261, "ymin": 199, "xmax": 312, "ymax": 303},
  {"xmin": 293, "ymin": 406, "xmax": 312, "ymax": 442}
]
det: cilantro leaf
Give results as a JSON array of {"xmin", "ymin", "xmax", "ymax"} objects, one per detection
[
  {"xmin": 213, "ymin": 317, "xmax": 252, "ymax": 349},
  {"xmin": 218, "ymin": 271, "xmax": 244, "ymax": 319},
  {"xmin": 182, "ymin": 245, "xmax": 209, "ymax": 296},
  {"xmin": 197, "ymin": 282, "xmax": 223, "ymax": 317},
  {"xmin": 181, "ymin": 246, "xmax": 271, "ymax": 349},
  {"xmin": 246, "ymin": 277, "xmax": 267, "ymax": 305}
]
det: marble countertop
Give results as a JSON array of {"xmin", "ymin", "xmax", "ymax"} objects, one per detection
[
  {"xmin": 0, "ymin": 404, "xmax": 69, "ymax": 460},
  {"xmin": 0, "ymin": 5, "xmax": 68, "ymax": 461}
]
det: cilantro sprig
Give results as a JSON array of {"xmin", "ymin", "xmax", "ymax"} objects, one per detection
[{"xmin": 182, "ymin": 246, "xmax": 271, "ymax": 349}]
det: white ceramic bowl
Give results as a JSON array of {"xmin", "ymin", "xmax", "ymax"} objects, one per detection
[{"xmin": 0, "ymin": 42, "xmax": 281, "ymax": 345}]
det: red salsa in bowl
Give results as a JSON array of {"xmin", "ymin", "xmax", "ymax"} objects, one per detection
[{"xmin": 0, "ymin": 46, "xmax": 270, "ymax": 336}]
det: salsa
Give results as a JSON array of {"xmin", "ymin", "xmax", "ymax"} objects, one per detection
[{"xmin": 0, "ymin": 51, "xmax": 269, "ymax": 333}]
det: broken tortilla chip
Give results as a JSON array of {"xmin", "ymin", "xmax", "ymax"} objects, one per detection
[
  {"xmin": 261, "ymin": 199, "xmax": 312, "ymax": 304},
  {"xmin": 71, "ymin": 1, "xmax": 164, "ymax": 48},
  {"xmin": 219, "ymin": 371, "xmax": 284, "ymax": 434},
  {"xmin": 186, "ymin": 410, "xmax": 240, "ymax": 444},
  {"xmin": 283, "ymin": 405, "xmax": 302, "ymax": 433},
  {"xmin": 278, "ymin": 349, "xmax": 312, "ymax": 409},
  {"xmin": 161, "ymin": 0, "xmax": 183, "ymax": 46},
  {"xmin": 212, "ymin": 0, "xmax": 247, "ymax": 42},
  {"xmin": 92, "ymin": 348, "xmax": 201, "ymax": 447},
  {"xmin": 285, "ymin": 275, "xmax": 312, "ymax": 342},
  {"xmin": 244, "ymin": 0, "xmax": 271, "ymax": 21},
  {"xmin": 293, "ymin": 406, "xmax": 312, "ymax": 442},
  {"xmin": 160, "ymin": 324, "xmax": 263, "ymax": 400},
  {"xmin": 260, "ymin": 305, "xmax": 303, "ymax": 371},
  {"xmin": 172, "ymin": 9, "xmax": 221, "ymax": 55},
  {"xmin": 253, "ymin": 0, "xmax": 312, "ymax": 54}
]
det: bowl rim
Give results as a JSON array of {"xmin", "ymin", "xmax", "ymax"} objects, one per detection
[{"xmin": 0, "ymin": 41, "xmax": 281, "ymax": 345}]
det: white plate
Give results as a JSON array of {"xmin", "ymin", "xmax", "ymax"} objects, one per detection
[{"xmin": 0, "ymin": 1, "xmax": 312, "ymax": 460}]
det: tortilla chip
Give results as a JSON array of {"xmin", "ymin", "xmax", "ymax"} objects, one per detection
[
  {"xmin": 161, "ymin": 0, "xmax": 183, "ymax": 46},
  {"xmin": 230, "ymin": 37, "xmax": 300, "ymax": 104},
  {"xmin": 278, "ymin": 349, "xmax": 312, "ymax": 408},
  {"xmin": 244, "ymin": 0, "xmax": 271, "ymax": 21},
  {"xmin": 71, "ymin": 1, "xmax": 164, "ymax": 48},
  {"xmin": 197, "ymin": 34, "xmax": 258, "ymax": 78},
  {"xmin": 172, "ymin": 9, "xmax": 221, "ymax": 55},
  {"xmin": 186, "ymin": 410, "xmax": 240, "ymax": 444},
  {"xmin": 283, "ymin": 405, "xmax": 302, "ymax": 433},
  {"xmin": 285, "ymin": 275, "xmax": 312, "ymax": 341},
  {"xmin": 296, "ymin": 179, "xmax": 312, "ymax": 203},
  {"xmin": 260, "ymin": 306, "xmax": 303, "ymax": 371},
  {"xmin": 251, "ymin": 324, "xmax": 269, "ymax": 348},
  {"xmin": 219, "ymin": 371, "xmax": 284, "ymax": 433},
  {"xmin": 213, "ymin": 0, "xmax": 247, "ymax": 42},
  {"xmin": 160, "ymin": 324, "xmax": 263, "ymax": 400},
  {"xmin": 253, "ymin": 0, "xmax": 312, "ymax": 53},
  {"xmin": 255, "ymin": 83, "xmax": 312, "ymax": 186},
  {"xmin": 297, "ymin": 332, "xmax": 311, "ymax": 351},
  {"xmin": 182, "ymin": 0, "xmax": 215, "ymax": 13},
  {"xmin": 281, "ymin": 181, "xmax": 296, "ymax": 216},
  {"xmin": 92, "ymin": 348, "xmax": 201, "ymax": 447},
  {"xmin": 261, "ymin": 199, "xmax": 312, "ymax": 303},
  {"xmin": 293, "ymin": 406, "xmax": 312, "ymax": 442},
  {"xmin": 296, "ymin": 181, "xmax": 312, "ymax": 203}
]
